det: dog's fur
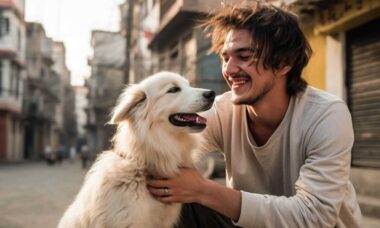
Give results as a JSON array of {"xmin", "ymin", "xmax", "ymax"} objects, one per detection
[{"xmin": 58, "ymin": 72, "xmax": 215, "ymax": 228}]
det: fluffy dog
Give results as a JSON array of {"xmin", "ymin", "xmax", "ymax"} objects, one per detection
[{"xmin": 58, "ymin": 71, "xmax": 215, "ymax": 228}]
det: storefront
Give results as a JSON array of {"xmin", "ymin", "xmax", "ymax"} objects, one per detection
[
  {"xmin": 300, "ymin": 0, "xmax": 380, "ymax": 168},
  {"xmin": 346, "ymin": 18, "xmax": 380, "ymax": 167}
]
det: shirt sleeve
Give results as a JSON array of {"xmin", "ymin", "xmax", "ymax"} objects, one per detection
[
  {"xmin": 234, "ymin": 102, "xmax": 356, "ymax": 227},
  {"xmin": 198, "ymin": 102, "xmax": 224, "ymax": 155}
]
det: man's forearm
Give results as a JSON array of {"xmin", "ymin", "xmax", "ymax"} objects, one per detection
[{"xmin": 198, "ymin": 178, "xmax": 242, "ymax": 221}]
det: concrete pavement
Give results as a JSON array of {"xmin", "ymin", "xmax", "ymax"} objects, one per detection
[
  {"xmin": 0, "ymin": 160, "xmax": 87, "ymax": 228},
  {"xmin": 1, "ymin": 160, "xmax": 378, "ymax": 228}
]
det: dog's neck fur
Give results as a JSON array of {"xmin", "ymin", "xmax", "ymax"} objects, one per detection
[{"xmin": 112, "ymin": 122, "xmax": 198, "ymax": 178}]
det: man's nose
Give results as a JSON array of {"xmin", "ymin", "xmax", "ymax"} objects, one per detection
[{"xmin": 223, "ymin": 58, "xmax": 239, "ymax": 76}]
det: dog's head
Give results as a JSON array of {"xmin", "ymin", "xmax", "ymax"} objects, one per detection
[{"xmin": 109, "ymin": 71, "xmax": 215, "ymax": 134}]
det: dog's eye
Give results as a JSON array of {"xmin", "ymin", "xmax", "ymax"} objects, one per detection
[{"xmin": 167, "ymin": 86, "xmax": 181, "ymax": 93}]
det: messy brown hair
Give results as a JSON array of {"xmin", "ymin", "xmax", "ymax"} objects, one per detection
[{"xmin": 201, "ymin": 2, "xmax": 312, "ymax": 96}]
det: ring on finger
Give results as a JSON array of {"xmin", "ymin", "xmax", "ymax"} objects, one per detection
[{"xmin": 163, "ymin": 187, "xmax": 170, "ymax": 196}]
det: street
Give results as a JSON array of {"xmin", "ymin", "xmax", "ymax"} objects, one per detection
[
  {"xmin": 0, "ymin": 157, "xmax": 226, "ymax": 228},
  {"xmin": 0, "ymin": 160, "xmax": 378, "ymax": 228},
  {"xmin": 0, "ymin": 160, "xmax": 87, "ymax": 228}
]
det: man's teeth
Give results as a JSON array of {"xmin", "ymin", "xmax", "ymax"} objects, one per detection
[
  {"xmin": 228, "ymin": 77, "xmax": 248, "ymax": 85},
  {"xmin": 234, "ymin": 81, "xmax": 246, "ymax": 85}
]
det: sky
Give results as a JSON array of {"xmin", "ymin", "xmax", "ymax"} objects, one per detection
[{"xmin": 25, "ymin": 0, "xmax": 125, "ymax": 85}]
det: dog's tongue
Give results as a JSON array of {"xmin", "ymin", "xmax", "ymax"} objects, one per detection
[{"xmin": 181, "ymin": 114, "xmax": 207, "ymax": 125}]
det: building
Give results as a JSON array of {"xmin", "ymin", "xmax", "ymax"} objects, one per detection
[
  {"xmin": 119, "ymin": 0, "xmax": 158, "ymax": 83},
  {"xmin": 52, "ymin": 41, "xmax": 77, "ymax": 150},
  {"xmin": 86, "ymin": 30, "xmax": 125, "ymax": 155},
  {"xmin": 0, "ymin": 0, "xmax": 26, "ymax": 161},
  {"xmin": 23, "ymin": 22, "xmax": 60, "ymax": 159},
  {"xmin": 52, "ymin": 42, "xmax": 69, "ymax": 135},
  {"xmin": 295, "ymin": 0, "xmax": 380, "ymax": 167},
  {"xmin": 288, "ymin": 0, "xmax": 380, "ymax": 223},
  {"xmin": 148, "ymin": 0, "xmax": 229, "ymax": 94},
  {"xmin": 74, "ymin": 85, "xmax": 88, "ymax": 137},
  {"xmin": 121, "ymin": 0, "xmax": 229, "ymax": 94}
]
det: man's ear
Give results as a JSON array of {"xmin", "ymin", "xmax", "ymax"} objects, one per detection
[
  {"xmin": 108, "ymin": 85, "xmax": 146, "ymax": 124},
  {"xmin": 276, "ymin": 65, "xmax": 292, "ymax": 77}
]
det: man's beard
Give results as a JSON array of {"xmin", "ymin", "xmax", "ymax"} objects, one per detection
[{"xmin": 232, "ymin": 79, "xmax": 275, "ymax": 106}]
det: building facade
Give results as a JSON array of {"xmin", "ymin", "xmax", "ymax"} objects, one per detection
[
  {"xmin": 291, "ymin": 0, "xmax": 380, "ymax": 222},
  {"xmin": 52, "ymin": 41, "xmax": 77, "ymax": 150},
  {"xmin": 121, "ymin": 0, "xmax": 229, "ymax": 94},
  {"xmin": 74, "ymin": 85, "xmax": 88, "ymax": 138},
  {"xmin": 296, "ymin": 0, "xmax": 380, "ymax": 169},
  {"xmin": 0, "ymin": 0, "xmax": 26, "ymax": 161},
  {"xmin": 86, "ymin": 31, "xmax": 125, "ymax": 155},
  {"xmin": 23, "ymin": 22, "xmax": 60, "ymax": 159}
]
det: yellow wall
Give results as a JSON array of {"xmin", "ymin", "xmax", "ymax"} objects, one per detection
[
  {"xmin": 314, "ymin": 0, "xmax": 380, "ymax": 35},
  {"xmin": 301, "ymin": 0, "xmax": 380, "ymax": 91},
  {"xmin": 302, "ymin": 25, "xmax": 326, "ymax": 90}
]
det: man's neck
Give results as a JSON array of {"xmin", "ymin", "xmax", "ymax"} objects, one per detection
[{"xmin": 246, "ymin": 91, "xmax": 290, "ymax": 146}]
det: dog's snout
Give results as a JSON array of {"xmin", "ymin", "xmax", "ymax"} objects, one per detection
[{"xmin": 203, "ymin": 90, "xmax": 215, "ymax": 101}]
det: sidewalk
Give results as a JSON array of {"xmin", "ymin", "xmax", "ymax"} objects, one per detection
[{"xmin": 0, "ymin": 160, "xmax": 87, "ymax": 228}]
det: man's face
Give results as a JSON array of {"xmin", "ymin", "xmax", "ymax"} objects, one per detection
[{"xmin": 220, "ymin": 29, "xmax": 279, "ymax": 105}]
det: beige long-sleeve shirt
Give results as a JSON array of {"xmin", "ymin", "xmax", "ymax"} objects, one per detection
[{"xmin": 201, "ymin": 86, "xmax": 362, "ymax": 227}]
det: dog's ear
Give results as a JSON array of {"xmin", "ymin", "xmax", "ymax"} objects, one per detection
[{"xmin": 108, "ymin": 85, "xmax": 146, "ymax": 124}]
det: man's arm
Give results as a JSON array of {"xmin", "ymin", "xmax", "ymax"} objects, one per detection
[{"xmin": 146, "ymin": 167, "xmax": 241, "ymax": 221}]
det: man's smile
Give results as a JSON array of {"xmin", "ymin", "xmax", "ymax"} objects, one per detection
[{"xmin": 228, "ymin": 76, "xmax": 251, "ymax": 90}]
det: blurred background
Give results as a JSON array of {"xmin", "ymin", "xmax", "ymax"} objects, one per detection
[{"xmin": 0, "ymin": 0, "xmax": 379, "ymax": 227}]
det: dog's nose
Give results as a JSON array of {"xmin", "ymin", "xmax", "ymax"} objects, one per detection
[{"xmin": 203, "ymin": 90, "xmax": 215, "ymax": 101}]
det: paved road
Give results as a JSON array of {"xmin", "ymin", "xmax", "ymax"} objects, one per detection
[
  {"xmin": 2, "ymin": 160, "xmax": 376, "ymax": 228},
  {"xmin": 0, "ymin": 160, "xmax": 87, "ymax": 228},
  {"xmin": 0, "ymin": 159, "xmax": 225, "ymax": 228}
]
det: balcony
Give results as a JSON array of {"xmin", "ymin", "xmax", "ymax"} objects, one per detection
[
  {"xmin": 0, "ymin": 91, "xmax": 22, "ymax": 113},
  {"xmin": 0, "ymin": 0, "xmax": 25, "ymax": 19},
  {"xmin": 149, "ymin": 0, "xmax": 226, "ymax": 50},
  {"xmin": 23, "ymin": 77, "xmax": 59, "ymax": 121}
]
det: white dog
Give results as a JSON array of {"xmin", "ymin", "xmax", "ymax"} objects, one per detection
[{"xmin": 58, "ymin": 71, "xmax": 215, "ymax": 228}]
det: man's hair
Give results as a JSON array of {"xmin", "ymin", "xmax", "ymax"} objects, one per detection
[{"xmin": 202, "ymin": 2, "xmax": 312, "ymax": 96}]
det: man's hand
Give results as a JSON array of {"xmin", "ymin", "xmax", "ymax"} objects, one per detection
[
  {"xmin": 146, "ymin": 167, "xmax": 242, "ymax": 222},
  {"xmin": 146, "ymin": 167, "xmax": 206, "ymax": 204}
]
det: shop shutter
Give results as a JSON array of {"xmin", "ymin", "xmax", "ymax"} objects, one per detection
[{"xmin": 346, "ymin": 18, "xmax": 380, "ymax": 167}]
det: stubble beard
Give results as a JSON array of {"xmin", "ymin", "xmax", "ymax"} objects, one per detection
[{"xmin": 231, "ymin": 80, "xmax": 274, "ymax": 106}]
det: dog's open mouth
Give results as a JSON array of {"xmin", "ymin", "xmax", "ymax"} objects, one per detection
[{"xmin": 169, "ymin": 113, "xmax": 207, "ymax": 128}]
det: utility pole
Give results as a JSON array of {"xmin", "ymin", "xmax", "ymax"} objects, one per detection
[{"xmin": 124, "ymin": 0, "xmax": 135, "ymax": 84}]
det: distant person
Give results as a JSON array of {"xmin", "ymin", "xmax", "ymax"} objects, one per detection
[
  {"xmin": 56, "ymin": 144, "xmax": 65, "ymax": 165},
  {"xmin": 44, "ymin": 145, "xmax": 56, "ymax": 166},
  {"xmin": 80, "ymin": 144, "xmax": 90, "ymax": 169},
  {"xmin": 69, "ymin": 145, "xmax": 77, "ymax": 163}
]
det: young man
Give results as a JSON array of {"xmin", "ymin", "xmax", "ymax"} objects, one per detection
[{"xmin": 147, "ymin": 2, "xmax": 362, "ymax": 227}]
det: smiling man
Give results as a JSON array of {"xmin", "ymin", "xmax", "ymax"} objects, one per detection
[{"xmin": 147, "ymin": 2, "xmax": 362, "ymax": 227}]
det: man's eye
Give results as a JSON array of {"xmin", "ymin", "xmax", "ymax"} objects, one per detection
[
  {"xmin": 167, "ymin": 86, "xmax": 181, "ymax": 93},
  {"xmin": 239, "ymin": 56, "xmax": 251, "ymax": 61}
]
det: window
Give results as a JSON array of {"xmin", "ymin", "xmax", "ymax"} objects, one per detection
[
  {"xmin": 14, "ymin": 66, "xmax": 20, "ymax": 98},
  {"xmin": 4, "ymin": 17, "xmax": 9, "ymax": 33},
  {"xmin": 0, "ymin": 16, "xmax": 10, "ymax": 37},
  {"xmin": 40, "ymin": 68, "xmax": 45, "ymax": 78},
  {"xmin": 10, "ymin": 63, "xmax": 19, "ymax": 97},
  {"xmin": 17, "ymin": 29, "xmax": 21, "ymax": 50},
  {"xmin": 27, "ymin": 26, "xmax": 33, "ymax": 37},
  {"xmin": 0, "ymin": 61, "xmax": 2, "ymax": 96}
]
